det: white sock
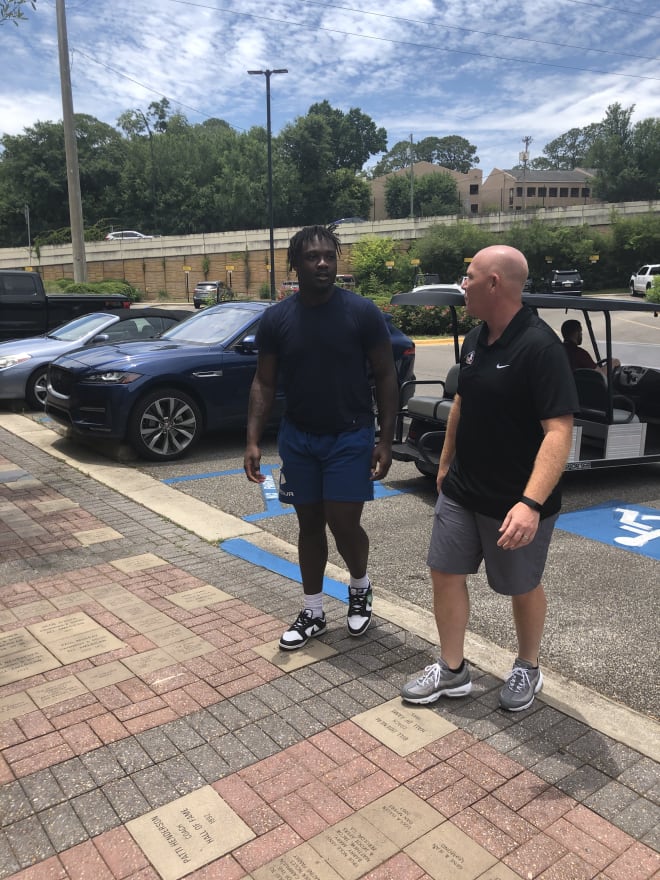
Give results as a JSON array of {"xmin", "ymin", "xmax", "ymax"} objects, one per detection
[
  {"xmin": 303, "ymin": 593, "xmax": 323, "ymax": 617},
  {"xmin": 349, "ymin": 575, "xmax": 370, "ymax": 593}
]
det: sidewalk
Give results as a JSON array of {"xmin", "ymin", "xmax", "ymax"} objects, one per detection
[{"xmin": 0, "ymin": 420, "xmax": 658, "ymax": 880}]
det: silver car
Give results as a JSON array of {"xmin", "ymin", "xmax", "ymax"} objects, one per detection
[{"xmin": 0, "ymin": 307, "xmax": 189, "ymax": 408}]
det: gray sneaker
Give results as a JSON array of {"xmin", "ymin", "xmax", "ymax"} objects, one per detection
[
  {"xmin": 499, "ymin": 658, "xmax": 543, "ymax": 711},
  {"xmin": 400, "ymin": 659, "xmax": 472, "ymax": 704}
]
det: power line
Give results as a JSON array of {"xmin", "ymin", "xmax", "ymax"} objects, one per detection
[{"xmin": 165, "ymin": 0, "xmax": 660, "ymax": 79}]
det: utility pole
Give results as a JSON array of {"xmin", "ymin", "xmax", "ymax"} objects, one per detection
[
  {"xmin": 56, "ymin": 0, "xmax": 87, "ymax": 281},
  {"xmin": 520, "ymin": 136, "xmax": 532, "ymax": 214},
  {"xmin": 409, "ymin": 133, "xmax": 414, "ymax": 218},
  {"xmin": 248, "ymin": 68, "xmax": 288, "ymax": 301}
]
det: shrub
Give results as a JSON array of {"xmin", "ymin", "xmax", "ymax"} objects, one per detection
[
  {"xmin": 646, "ymin": 276, "xmax": 660, "ymax": 304},
  {"xmin": 259, "ymin": 282, "xmax": 271, "ymax": 300},
  {"xmin": 47, "ymin": 278, "xmax": 142, "ymax": 301}
]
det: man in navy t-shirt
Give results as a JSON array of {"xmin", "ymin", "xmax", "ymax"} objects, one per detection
[{"xmin": 245, "ymin": 225, "xmax": 398, "ymax": 650}]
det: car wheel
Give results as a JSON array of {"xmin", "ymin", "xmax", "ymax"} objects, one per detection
[
  {"xmin": 25, "ymin": 368, "xmax": 48, "ymax": 409},
  {"xmin": 128, "ymin": 389, "xmax": 203, "ymax": 461},
  {"xmin": 194, "ymin": 302, "xmax": 201, "ymax": 309}
]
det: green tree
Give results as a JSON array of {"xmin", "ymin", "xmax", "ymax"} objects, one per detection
[
  {"xmin": 416, "ymin": 222, "xmax": 493, "ymax": 283},
  {"xmin": 587, "ymin": 104, "xmax": 636, "ymax": 200},
  {"xmin": 537, "ymin": 124, "xmax": 601, "ymax": 169},
  {"xmin": 0, "ymin": 116, "xmax": 127, "ymax": 245},
  {"xmin": 385, "ymin": 172, "xmax": 459, "ymax": 219},
  {"xmin": 416, "ymin": 136, "xmax": 479, "ymax": 172},
  {"xmin": 350, "ymin": 235, "xmax": 408, "ymax": 289},
  {"xmin": 0, "ymin": 0, "xmax": 35, "ymax": 23},
  {"xmin": 372, "ymin": 135, "xmax": 479, "ymax": 176},
  {"xmin": 278, "ymin": 102, "xmax": 385, "ymax": 224}
]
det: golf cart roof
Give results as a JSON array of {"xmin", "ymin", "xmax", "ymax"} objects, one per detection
[{"xmin": 391, "ymin": 286, "xmax": 659, "ymax": 315}]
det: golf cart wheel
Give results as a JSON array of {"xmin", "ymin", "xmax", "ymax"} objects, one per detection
[{"xmin": 128, "ymin": 389, "xmax": 203, "ymax": 461}]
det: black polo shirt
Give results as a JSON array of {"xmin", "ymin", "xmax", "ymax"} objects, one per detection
[{"xmin": 442, "ymin": 306, "xmax": 578, "ymax": 520}]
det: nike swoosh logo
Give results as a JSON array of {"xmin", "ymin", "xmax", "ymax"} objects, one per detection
[{"xmin": 496, "ymin": 364, "xmax": 510, "ymax": 369}]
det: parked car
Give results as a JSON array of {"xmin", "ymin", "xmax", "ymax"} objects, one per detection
[
  {"xmin": 193, "ymin": 281, "xmax": 232, "ymax": 308},
  {"xmin": 629, "ymin": 264, "xmax": 660, "ymax": 297},
  {"xmin": 413, "ymin": 273, "xmax": 441, "ymax": 288},
  {"xmin": 45, "ymin": 302, "xmax": 416, "ymax": 462},
  {"xmin": 544, "ymin": 269, "xmax": 583, "ymax": 295},
  {"xmin": 335, "ymin": 274, "xmax": 356, "ymax": 289},
  {"xmin": 278, "ymin": 280, "xmax": 299, "ymax": 299},
  {"xmin": 0, "ymin": 308, "xmax": 189, "ymax": 409},
  {"xmin": 389, "ymin": 286, "xmax": 660, "ymax": 476},
  {"xmin": 105, "ymin": 230, "xmax": 153, "ymax": 241}
]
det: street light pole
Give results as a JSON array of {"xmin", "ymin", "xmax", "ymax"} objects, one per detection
[{"xmin": 248, "ymin": 68, "xmax": 288, "ymax": 301}]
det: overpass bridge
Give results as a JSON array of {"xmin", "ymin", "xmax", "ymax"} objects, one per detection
[{"xmin": 1, "ymin": 200, "xmax": 658, "ymax": 301}]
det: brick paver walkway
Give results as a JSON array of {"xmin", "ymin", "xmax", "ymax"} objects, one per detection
[{"xmin": 0, "ymin": 436, "xmax": 658, "ymax": 880}]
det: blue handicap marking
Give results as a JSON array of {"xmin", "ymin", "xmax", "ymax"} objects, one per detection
[
  {"xmin": 220, "ymin": 538, "xmax": 348, "ymax": 603},
  {"xmin": 163, "ymin": 463, "xmax": 405, "ymax": 523},
  {"xmin": 556, "ymin": 501, "xmax": 660, "ymax": 560}
]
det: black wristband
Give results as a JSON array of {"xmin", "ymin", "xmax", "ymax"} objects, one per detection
[{"xmin": 520, "ymin": 495, "xmax": 543, "ymax": 513}]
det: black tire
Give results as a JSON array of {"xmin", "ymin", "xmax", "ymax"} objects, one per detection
[
  {"xmin": 25, "ymin": 367, "xmax": 49, "ymax": 409},
  {"xmin": 127, "ymin": 389, "xmax": 203, "ymax": 460},
  {"xmin": 194, "ymin": 302, "xmax": 201, "ymax": 309}
]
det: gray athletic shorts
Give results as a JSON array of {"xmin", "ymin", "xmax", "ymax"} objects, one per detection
[{"xmin": 427, "ymin": 493, "xmax": 558, "ymax": 596}]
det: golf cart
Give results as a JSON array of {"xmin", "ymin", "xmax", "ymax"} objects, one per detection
[{"xmin": 391, "ymin": 286, "xmax": 660, "ymax": 475}]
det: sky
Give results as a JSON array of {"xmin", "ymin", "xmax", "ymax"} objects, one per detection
[{"xmin": 2, "ymin": 0, "xmax": 660, "ymax": 178}]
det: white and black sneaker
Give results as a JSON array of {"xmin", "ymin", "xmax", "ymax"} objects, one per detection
[
  {"xmin": 347, "ymin": 585, "xmax": 372, "ymax": 636},
  {"xmin": 279, "ymin": 609, "xmax": 327, "ymax": 651}
]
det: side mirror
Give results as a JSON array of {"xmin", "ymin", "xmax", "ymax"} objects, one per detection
[
  {"xmin": 92, "ymin": 333, "xmax": 110, "ymax": 343},
  {"xmin": 239, "ymin": 334, "xmax": 258, "ymax": 353}
]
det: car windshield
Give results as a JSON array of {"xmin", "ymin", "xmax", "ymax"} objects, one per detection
[
  {"xmin": 48, "ymin": 313, "xmax": 116, "ymax": 341},
  {"xmin": 160, "ymin": 306, "xmax": 256, "ymax": 344}
]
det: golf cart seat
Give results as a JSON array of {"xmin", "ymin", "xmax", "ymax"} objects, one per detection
[
  {"xmin": 407, "ymin": 363, "xmax": 460, "ymax": 423},
  {"xmin": 573, "ymin": 369, "xmax": 638, "ymax": 424}
]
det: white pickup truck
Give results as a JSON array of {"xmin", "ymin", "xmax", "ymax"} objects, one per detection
[{"xmin": 629, "ymin": 264, "xmax": 660, "ymax": 296}]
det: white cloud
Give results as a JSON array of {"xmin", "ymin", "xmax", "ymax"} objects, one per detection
[{"xmin": 1, "ymin": 0, "xmax": 659, "ymax": 174}]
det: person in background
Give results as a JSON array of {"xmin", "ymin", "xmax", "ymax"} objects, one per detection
[
  {"xmin": 401, "ymin": 245, "xmax": 578, "ymax": 711},
  {"xmin": 561, "ymin": 319, "xmax": 620, "ymax": 375},
  {"xmin": 244, "ymin": 225, "xmax": 398, "ymax": 650}
]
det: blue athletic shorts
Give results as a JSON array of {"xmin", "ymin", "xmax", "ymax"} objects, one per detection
[
  {"xmin": 427, "ymin": 493, "xmax": 558, "ymax": 595},
  {"xmin": 277, "ymin": 419, "xmax": 375, "ymax": 506}
]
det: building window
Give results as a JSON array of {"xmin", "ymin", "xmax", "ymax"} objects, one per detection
[
  {"xmin": 560, "ymin": 187, "xmax": 569, "ymax": 197},
  {"xmin": 508, "ymin": 189, "xmax": 514, "ymax": 206},
  {"xmin": 538, "ymin": 187, "xmax": 547, "ymax": 197},
  {"xmin": 516, "ymin": 186, "xmax": 523, "ymax": 197},
  {"xmin": 469, "ymin": 184, "xmax": 479, "ymax": 195},
  {"xmin": 470, "ymin": 203, "xmax": 478, "ymax": 214},
  {"xmin": 527, "ymin": 187, "xmax": 536, "ymax": 197},
  {"xmin": 581, "ymin": 187, "xmax": 590, "ymax": 198},
  {"xmin": 570, "ymin": 187, "xmax": 579, "ymax": 197},
  {"xmin": 549, "ymin": 187, "xmax": 558, "ymax": 197}
]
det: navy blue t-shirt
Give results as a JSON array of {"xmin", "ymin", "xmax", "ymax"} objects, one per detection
[
  {"xmin": 256, "ymin": 287, "xmax": 390, "ymax": 434},
  {"xmin": 442, "ymin": 306, "xmax": 579, "ymax": 519}
]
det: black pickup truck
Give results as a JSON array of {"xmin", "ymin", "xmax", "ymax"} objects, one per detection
[{"xmin": 0, "ymin": 271, "xmax": 132, "ymax": 341}]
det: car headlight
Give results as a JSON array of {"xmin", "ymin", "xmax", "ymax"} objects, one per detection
[
  {"xmin": 0, "ymin": 353, "xmax": 31, "ymax": 371},
  {"xmin": 81, "ymin": 371, "xmax": 142, "ymax": 385}
]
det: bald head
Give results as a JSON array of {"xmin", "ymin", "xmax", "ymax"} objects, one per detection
[{"xmin": 473, "ymin": 245, "xmax": 529, "ymax": 294}]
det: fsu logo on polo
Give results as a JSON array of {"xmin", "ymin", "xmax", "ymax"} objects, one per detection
[{"xmin": 465, "ymin": 350, "xmax": 476, "ymax": 365}]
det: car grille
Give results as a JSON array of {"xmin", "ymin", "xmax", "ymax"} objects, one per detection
[{"xmin": 49, "ymin": 365, "xmax": 75, "ymax": 396}]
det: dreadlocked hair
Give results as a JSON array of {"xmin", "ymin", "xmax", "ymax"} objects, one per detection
[{"xmin": 287, "ymin": 225, "xmax": 342, "ymax": 271}]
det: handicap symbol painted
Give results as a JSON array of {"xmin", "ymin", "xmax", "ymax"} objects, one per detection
[
  {"xmin": 556, "ymin": 501, "xmax": 660, "ymax": 560},
  {"xmin": 162, "ymin": 463, "xmax": 405, "ymax": 523}
]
